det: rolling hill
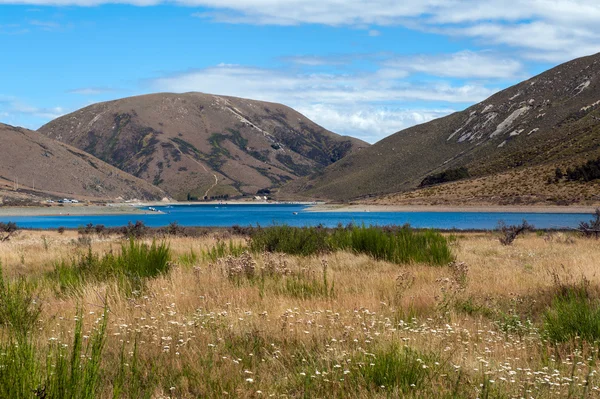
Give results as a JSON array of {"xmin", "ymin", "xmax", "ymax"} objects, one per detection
[
  {"xmin": 0, "ymin": 123, "xmax": 166, "ymax": 202},
  {"xmin": 39, "ymin": 93, "xmax": 368, "ymax": 200},
  {"xmin": 281, "ymin": 52, "xmax": 600, "ymax": 205}
]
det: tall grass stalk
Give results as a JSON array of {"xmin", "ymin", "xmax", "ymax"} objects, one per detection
[{"xmin": 44, "ymin": 307, "xmax": 108, "ymax": 399}]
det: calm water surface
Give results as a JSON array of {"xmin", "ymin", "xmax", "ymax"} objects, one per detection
[{"xmin": 0, "ymin": 204, "xmax": 592, "ymax": 230}]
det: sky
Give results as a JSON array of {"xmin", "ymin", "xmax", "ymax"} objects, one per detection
[{"xmin": 1, "ymin": 1, "xmax": 600, "ymax": 143}]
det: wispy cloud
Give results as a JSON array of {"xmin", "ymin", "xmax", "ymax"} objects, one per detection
[
  {"xmin": 0, "ymin": 96, "xmax": 65, "ymax": 122},
  {"xmin": 28, "ymin": 19, "xmax": 61, "ymax": 30},
  {"xmin": 0, "ymin": 23, "xmax": 29, "ymax": 35},
  {"xmin": 2, "ymin": 0, "xmax": 598, "ymax": 61},
  {"xmin": 67, "ymin": 87, "xmax": 116, "ymax": 95},
  {"xmin": 385, "ymin": 50, "xmax": 525, "ymax": 80}
]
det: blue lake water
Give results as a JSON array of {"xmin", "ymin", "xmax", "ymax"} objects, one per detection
[{"xmin": 0, "ymin": 204, "xmax": 592, "ymax": 230}]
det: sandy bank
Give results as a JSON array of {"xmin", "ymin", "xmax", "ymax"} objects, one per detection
[{"xmin": 0, "ymin": 204, "xmax": 147, "ymax": 217}]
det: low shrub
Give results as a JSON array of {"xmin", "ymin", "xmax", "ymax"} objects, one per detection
[
  {"xmin": 498, "ymin": 220, "xmax": 534, "ymax": 245},
  {"xmin": 0, "ymin": 221, "xmax": 18, "ymax": 242},
  {"xmin": 579, "ymin": 208, "xmax": 600, "ymax": 238}
]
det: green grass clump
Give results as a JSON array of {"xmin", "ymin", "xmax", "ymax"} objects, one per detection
[
  {"xmin": 352, "ymin": 345, "xmax": 434, "ymax": 394},
  {"xmin": 272, "ymin": 267, "xmax": 334, "ymax": 300},
  {"xmin": 331, "ymin": 225, "xmax": 453, "ymax": 265},
  {"xmin": 51, "ymin": 238, "xmax": 171, "ymax": 293},
  {"xmin": 0, "ymin": 263, "xmax": 112, "ymax": 398},
  {"xmin": 250, "ymin": 225, "xmax": 330, "ymax": 256},
  {"xmin": 250, "ymin": 225, "xmax": 453, "ymax": 266},
  {"xmin": 0, "ymin": 264, "xmax": 42, "ymax": 398},
  {"xmin": 543, "ymin": 288, "xmax": 600, "ymax": 343},
  {"xmin": 0, "ymin": 267, "xmax": 41, "ymax": 340},
  {"xmin": 202, "ymin": 239, "xmax": 246, "ymax": 262}
]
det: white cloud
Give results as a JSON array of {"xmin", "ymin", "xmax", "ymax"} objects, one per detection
[
  {"xmin": 386, "ymin": 50, "xmax": 524, "ymax": 79},
  {"xmin": 297, "ymin": 104, "xmax": 453, "ymax": 142},
  {"xmin": 150, "ymin": 63, "xmax": 493, "ymax": 142}
]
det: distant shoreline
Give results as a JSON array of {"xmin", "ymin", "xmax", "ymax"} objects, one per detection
[
  {"xmin": 0, "ymin": 201, "xmax": 319, "ymax": 217},
  {"xmin": 0, "ymin": 202, "xmax": 596, "ymax": 217}
]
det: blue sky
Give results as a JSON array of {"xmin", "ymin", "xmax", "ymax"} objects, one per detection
[{"xmin": 1, "ymin": 1, "xmax": 600, "ymax": 143}]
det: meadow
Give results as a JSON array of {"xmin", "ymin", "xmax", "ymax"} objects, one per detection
[{"xmin": 0, "ymin": 224, "xmax": 599, "ymax": 398}]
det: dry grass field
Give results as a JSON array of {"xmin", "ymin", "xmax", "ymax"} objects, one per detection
[{"xmin": 1, "ymin": 227, "xmax": 600, "ymax": 398}]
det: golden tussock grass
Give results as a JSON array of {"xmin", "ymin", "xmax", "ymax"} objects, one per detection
[{"xmin": 1, "ymin": 229, "xmax": 600, "ymax": 397}]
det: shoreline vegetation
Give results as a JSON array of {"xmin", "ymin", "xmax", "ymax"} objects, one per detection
[
  {"xmin": 1, "ymin": 224, "xmax": 600, "ymax": 397},
  {"xmin": 0, "ymin": 201, "xmax": 597, "ymax": 217}
]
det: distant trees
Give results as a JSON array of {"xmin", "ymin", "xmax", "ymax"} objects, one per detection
[
  {"xmin": 565, "ymin": 157, "xmax": 600, "ymax": 182},
  {"xmin": 550, "ymin": 157, "xmax": 600, "ymax": 184},
  {"xmin": 420, "ymin": 167, "xmax": 470, "ymax": 187}
]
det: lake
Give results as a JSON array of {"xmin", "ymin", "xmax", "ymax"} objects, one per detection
[{"xmin": 0, "ymin": 204, "xmax": 592, "ymax": 230}]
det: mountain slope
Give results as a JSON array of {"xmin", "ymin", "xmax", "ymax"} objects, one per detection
[
  {"xmin": 0, "ymin": 123, "xmax": 166, "ymax": 201},
  {"xmin": 282, "ymin": 52, "xmax": 600, "ymax": 203},
  {"xmin": 39, "ymin": 93, "xmax": 368, "ymax": 200}
]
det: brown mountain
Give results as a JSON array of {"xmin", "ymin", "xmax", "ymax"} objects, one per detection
[
  {"xmin": 0, "ymin": 123, "xmax": 166, "ymax": 201},
  {"xmin": 39, "ymin": 93, "xmax": 368, "ymax": 200},
  {"xmin": 282, "ymin": 52, "xmax": 600, "ymax": 205}
]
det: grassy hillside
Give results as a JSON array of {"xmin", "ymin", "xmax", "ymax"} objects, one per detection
[{"xmin": 281, "ymin": 52, "xmax": 600, "ymax": 203}]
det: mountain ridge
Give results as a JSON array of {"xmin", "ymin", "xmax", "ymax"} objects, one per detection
[{"xmin": 39, "ymin": 92, "xmax": 368, "ymax": 200}]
